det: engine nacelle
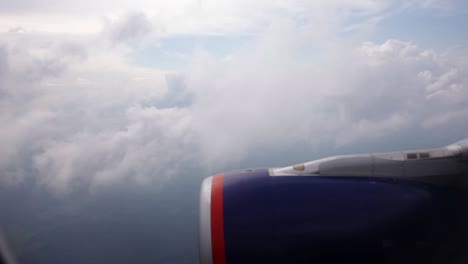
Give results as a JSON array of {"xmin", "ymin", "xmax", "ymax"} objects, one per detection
[{"xmin": 199, "ymin": 139, "xmax": 468, "ymax": 264}]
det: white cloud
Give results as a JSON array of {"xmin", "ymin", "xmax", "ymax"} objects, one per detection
[
  {"xmin": 185, "ymin": 37, "xmax": 468, "ymax": 162},
  {"xmin": 1, "ymin": 0, "xmax": 463, "ymax": 36},
  {"xmin": 0, "ymin": 3, "xmax": 467, "ymax": 193},
  {"xmin": 0, "ymin": 0, "xmax": 394, "ymax": 35},
  {"xmin": 0, "ymin": 28, "xmax": 192, "ymax": 192},
  {"xmin": 0, "ymin": 14, "xmax": 102, "ymax": 34},
  {"xmin": 415, "ymin": 0, "xmax": 468, "ymax": 13},
  {"xmin": 33, "ymin": 106, "xmax": 197, "ymax": 193},
  {"xmin": 423, "ymin": 108, "xmax": 468, "ymax": 128}
]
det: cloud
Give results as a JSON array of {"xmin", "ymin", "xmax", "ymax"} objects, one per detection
[
  {"xmin": 1, "ymin": 0, "xmax": 466, "ymax": 40},
  {"xmin": 0, "ymin": 4, "xmax": 468, "ymax": 193},
  {"xmin": 423, "ymin": 108, "xmax": 468, "ymax": 128},
  {"xmin": 0, "ymin": 28, "xmax": 194, "ymax": 193},
  {"xmin": 33, "ymin": 106, "xmax": 198, "ymax": 193},
  {"xmin": 0, "ymin": 45, "xmax": 7, "ymax": 78},
  {"xmin": 7, "ymin": 26, "xmax": 25, "ymax": 34},
  {"xmin": 415, "ymin": 0, "xmax": 468, "ymax": 13},
  {"xmin": 184, "ymin": 36, "xmax": 468, "ymax": 163},
  {"xmin": 0, "ymin": 0, "xmax": 421, "ymax": 35},
  {"xmin": 105, "ymin": 12, "xmax": 153, "ymax": 46}
]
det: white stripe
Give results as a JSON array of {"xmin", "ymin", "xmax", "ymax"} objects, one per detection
[{"xmin": 199, "ymin": 176, "xmax": 213, "ymax": 264}]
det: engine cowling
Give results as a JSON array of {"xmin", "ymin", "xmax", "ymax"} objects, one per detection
[{"xmin": 199, "ymin": 139, "xmax": 468, "ymax": 264}]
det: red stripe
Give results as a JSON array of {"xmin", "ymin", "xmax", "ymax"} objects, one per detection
[{"xmin": 211, "ymin": 174, "xmax": 226, "ymax": 264}]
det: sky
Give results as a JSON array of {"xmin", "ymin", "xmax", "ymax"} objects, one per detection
[{"xmin": 1, "ymin": 0, "xmax": 468, "ymax": 263}]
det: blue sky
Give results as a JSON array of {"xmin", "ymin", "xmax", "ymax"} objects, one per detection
[
  {"xmin": 116, "ymin": 3, "xmax": 468, "ymax": 71},
  {"xmin": 132, "ymin": 35, "xmax": 252, "ymax": 69},
  {"xmin": 373, "ymin": 9, "xmax": 468, "ymax": 50},
  {"xmin": 1, "ymin": 1, "xmax": 468, "ymax": 263}
]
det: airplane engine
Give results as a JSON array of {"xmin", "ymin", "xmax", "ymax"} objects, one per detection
[{"xmin": 199, "ymin": 139, "xmax": 468, "ymax": 264}]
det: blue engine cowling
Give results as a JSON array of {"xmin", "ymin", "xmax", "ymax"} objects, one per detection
[{"xmin": 199, "ymin": 168, "xmax": 468, "ymax": 264}]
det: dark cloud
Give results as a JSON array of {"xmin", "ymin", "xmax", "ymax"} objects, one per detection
[
  {"xmin": 107, "ymin": 12, "xmax": 153, "ymax": 45},
  {"xmin": 0, "ymin": 46, "xmax": 7, "ymax": 80},
  {"xmin": 150, "ymin": 74, "xmax": 193, "ymax": 108}
]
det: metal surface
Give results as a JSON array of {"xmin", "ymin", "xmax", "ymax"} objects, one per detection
[
  {"xmin": 454, "ymin": 138, "xmax": 468, "ymax": 161},
  {"xmin": 199, "ymin": 176, "xmax": 213, "ymax": 264},
  {"xmin": 271, "ymin": 139, "xmax": 468, "ymax": 188}
]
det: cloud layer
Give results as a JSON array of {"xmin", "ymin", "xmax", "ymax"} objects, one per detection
[
  {"xmin": 186, "ymin": 34, "xmax": 468, "ymax": 161},
  {"xmin": 1, "ymin": 3, "xmax": 468, "ymax": 193}
]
